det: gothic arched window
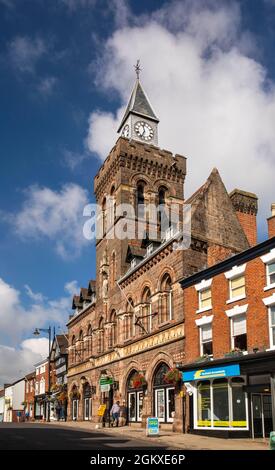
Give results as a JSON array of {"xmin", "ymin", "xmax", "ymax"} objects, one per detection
[
  {"xmin": 136, "ymin": 181, "xmax": 145, "ymax": 219},
  {"xmin": 98, "ymin": 318, "xmax": 104, "ymax": 354},
  {"xmin": 159, "ymin": 273, "xmax": 173, "ymax": 323},
  {"xmin": 125, "ymin": 297, "xmax": 134, "ymax": 340},
  {"xmin": 109, "ymin": 310, "xmax": 117, "ymax": 348},
  {"xmin": 141, "ymin": 287, "xmax": 152, "ymax": 333}
]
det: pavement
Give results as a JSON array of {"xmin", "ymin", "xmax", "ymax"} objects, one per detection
[{"xmin": 32, "ymin": 420, "xmax": 270, "ymax": 451}]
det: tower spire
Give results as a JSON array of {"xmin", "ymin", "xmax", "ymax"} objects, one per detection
[{"xmin": 117, "ymin": 62, "xmax": 159, "ymax": 146}]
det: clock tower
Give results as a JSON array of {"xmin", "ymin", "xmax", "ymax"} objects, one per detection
[{"xmin": 117, "ymin": 62, "xmax": 159, "ymax": 146}]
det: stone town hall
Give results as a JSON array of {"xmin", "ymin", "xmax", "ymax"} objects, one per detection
[{"xmin": 66, "ymin": 69, "xmax": 256, "ymax": 431}]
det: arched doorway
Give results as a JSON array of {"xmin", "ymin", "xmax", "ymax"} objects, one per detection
[
  {"xmin": 83, "ymin": 382, "xmax": 92, "ymax": 421},
  {"xmin": 126, "ymin": 370, "xmax": 144, "ymax": 423},
  {"xmin": 153, "ymin": 363, "xmax": 175, "ymax": 423},
  {"xmin": 70, "ymin": 385, "xmax": 80, "ymax": 421}
]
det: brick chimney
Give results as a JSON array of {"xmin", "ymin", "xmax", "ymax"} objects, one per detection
[
  {"xmin": 229, "ymin": 189, "xmax": 258, "ymax": 246},
  {"xmin": 267, "ymin": 203, "xmax": 275, "ymax": 239}
]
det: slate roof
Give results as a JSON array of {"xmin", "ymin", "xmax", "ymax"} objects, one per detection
[{"xmin": 118, "ymin": 79, "xmax": 159, "ymax": 132}]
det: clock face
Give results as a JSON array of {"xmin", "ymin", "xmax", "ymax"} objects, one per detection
[
  {"xmin": 122, "ymin": 124, "xmax": 129, "ymax": 138},
  {"xmin": 134, "ymin": 121, "xmax": 154, "ymax": 141}
]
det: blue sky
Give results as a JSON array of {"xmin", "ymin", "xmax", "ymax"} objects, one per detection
[{"xmin": 1, "ymin": 0, "xmax": 275, "ymax": 384}]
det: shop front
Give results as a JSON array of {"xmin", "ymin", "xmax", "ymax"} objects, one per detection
[
  {"xmin": 180, "ymin": 351, "xmax": 275, "ymax": 438},
  {"xmin": 126, "ymin": 370, "xmax": 144, "ymax": 423}
]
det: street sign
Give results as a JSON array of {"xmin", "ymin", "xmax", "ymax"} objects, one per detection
[
  {"xmin": 97, "ymin": 404, "xmax": 107, "ymax": 417},
  {"xmin": 146, "ymin": 417, "xmax": 159, "ymax": 436},
  {"xmin": 99, "ymin": 377, "xmax": 113, "ymax": 385},
  {"xmin": 100, "ymin": 383, "xmax": 110, "ymax": 392}
]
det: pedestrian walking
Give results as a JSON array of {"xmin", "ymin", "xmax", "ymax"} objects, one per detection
[{"xmin": 110, "ymin": 401, "xmax": 120, "ymax": 427}]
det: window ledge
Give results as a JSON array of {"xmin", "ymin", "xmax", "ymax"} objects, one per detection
[
  {"xmin": 196, "ymin": 306, "xmax": 212, "ymax": 314},
  {"xmin": 265, "ymin": 347, "xmax": 275, "ymax": 352},
  {"xmin": 264, "ymin": 283, "xmax": 275, "ymax": 292},
  {"xmin": 226, "ymin": 295, "xmax": 246, "ymax": 305}
]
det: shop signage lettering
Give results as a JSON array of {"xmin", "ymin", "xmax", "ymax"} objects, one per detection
[
  {"xmin": 182, "ymin": 364, "xmax": 240, "ymax": 382},
  {"xmin": 99, "ymin": 377, "xmax": 113, "ymax": 385}
]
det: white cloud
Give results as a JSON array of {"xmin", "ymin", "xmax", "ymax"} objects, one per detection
[
  {"xmin": 86, "ymin": 0, "xmax": 275, "ymax": 227},
  {"xmin": 0, "ymin": 277, "xmax": 79, "ymax": 386},
  {"xmin": 0, "ymin": 339, "xmax": 48, "ymax": 386},
  {"xmin": 24, "ymin": 285, "xmax": 45, "ymax": 303},
  {"xmin": 12, "ymin": 183, "xmax": 90, "ymax": 259},
  {"xmin": 7, "ymin": 35, "xmax": 47, "ymax": 74}
]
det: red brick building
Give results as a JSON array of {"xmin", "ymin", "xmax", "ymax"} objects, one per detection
[
  {"xmin": 24, "ymin": 372, "xmax": 35, "ymax": 420},
  {"xmin": 34, "ymin": 359, "xmax": 49, "ymax": 420},
  {"xmin": 179, "ymin": 209, "xmax": 275, "ymax": 438},
  {"xmin": 66, "ymin": 74, "xmax": 255, "ymax": 431}
]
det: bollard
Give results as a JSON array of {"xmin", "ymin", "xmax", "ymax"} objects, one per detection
[{"xmin": 270, "ymin": 431, "xmax": 275, "ymax": 450}]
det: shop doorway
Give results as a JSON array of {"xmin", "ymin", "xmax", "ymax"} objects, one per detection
[
  {"xmin": 126, "ymin": 370, "xmax": 144, "ymax": 423},
  {"xmin": 153, "ymin": 363, "xmax": 175, "ymax": 423},
  {"xmin": 83, "ymin": 383, "xmax": 92, "ymax": 421},
  {"xmin": 251, "ymin": 394, "xmax": 272, "ymax": 438}
]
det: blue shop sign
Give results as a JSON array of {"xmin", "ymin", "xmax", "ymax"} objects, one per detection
[{"xmin": 182, "ymin": 364, "xmax": 240, "ymax": 382}]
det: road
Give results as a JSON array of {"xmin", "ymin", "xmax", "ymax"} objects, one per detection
[{"xmin": 0, "ymin": 422, "xmax": 167, "ymax": 450}]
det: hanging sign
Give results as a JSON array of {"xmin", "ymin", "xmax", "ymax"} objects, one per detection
[
  {"xmin": 100, "ymin": 384, "xmax": 110, "ymax": 392},
  {"xmin": 146, "ymin": 417, "xmax": 159, "ymax": 436},
  {"xmin": 99, "ymin": 377, "xmax": 113, "ymax": 385}
]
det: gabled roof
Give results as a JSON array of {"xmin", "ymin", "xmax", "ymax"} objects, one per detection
[
  {"xmin": 72, "ymin": 295, "xmax": 82, "ymax": 310},
  {"xmin": 80, "ymin": 287, "xmax": 91, "ymax": 302},
  {"xmin": 118, "ymin": 79, "xmax": 159, "ymax": 132},
  {"xmin": 126, "ymin": 245, "xmax": 146, "ymax": 262},
  {"xmin": 88, "ymin": 279, "xmax": 96, "ymax": 294}
]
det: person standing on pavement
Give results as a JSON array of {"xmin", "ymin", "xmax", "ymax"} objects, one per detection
[{"xmin": 110, "ymin": 401, "xmax": 120, "ymax": 427}]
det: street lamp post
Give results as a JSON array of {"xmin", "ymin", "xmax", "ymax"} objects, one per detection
[{"xmin": 33, "ymin": 326, "xmax": 52, "ymax": 422}]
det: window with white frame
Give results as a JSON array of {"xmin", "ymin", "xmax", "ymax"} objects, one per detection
[
  {"xmin": 229, "ymin": 275, "xmax": 245, "ymax": 300},
  {"xmin": 270, "ymin": 306, "xmax": 275, "ymax": 348},
  {"xmin": 35, "ymin": 381, "xmax": 39, "ymax": 395},
  {"xmin": 231, "ymin": 313, "xmax": 247, "ymax": 351},
  {"xmin": 199, "ymin": 288, "xmax": 212, "ymax": 310},
  {"xmin": 200, "ymin": 324, "xmax": 213, "ymax": 356},
  {"xmin": 267, "ymin": 262, "xmax": 275, "ymax": 286},
  {"xmin": 40, "ymin": 377, "xmax": 45, "ymax": 394}
]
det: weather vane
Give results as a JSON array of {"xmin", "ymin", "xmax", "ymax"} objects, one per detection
[{"xmin": 134, "ymin": 59, "xmax": 142, "ymax": 79}]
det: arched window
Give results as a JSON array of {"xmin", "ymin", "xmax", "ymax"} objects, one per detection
[
  {"xmin": 86, "ymin": 324, "xmax": 92, "ymax": 357},
  {"xmin": 102, "ymin": 197, "xmax": 107, "ymax": 235},
  {"xmin": 109, "ymin": 310, "xmax": 117, "ymax": 348},
  {"xmin": 71, "ymin": 335, "xmax": 76, "ymax": 363},
  {"xmin": 78, "ymin": 330, "xmax": 84, "ymax": 362},
  {"xmin": 111, "ymin": 252, "xmax": 116, "ymax": 288},
  {"xmin": 110, "ymin": 185, "xmax": 116, "ymax": 225},
  {"xmin": 153, "ymin": 362, "xmax": 175, "ymax": 423},
  {"xmin": 158, "ymin": 186, "xmax": 169, "ymax": 233},
  {"xmin": 159, "ymin": 274, "xmax": 173, "ymax": 323},
  {"xmin": 125, "ymin": 298, "xmax": 134, "ymax": 340},
  {"xmin": 136, "ymin": 181, "xmax": 145, "ymax": 219},
  {"xmin": 140, "ymin": 287, "xmax": 152, "ymax": 333},
  {"xmin": 98, "ymin": 318, "xmax": 104, "ymax": 354}
]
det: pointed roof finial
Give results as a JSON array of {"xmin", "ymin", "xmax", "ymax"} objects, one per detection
[{"xmin": 134, "ymin": 59, "xmax": 141, "ymax": 80}]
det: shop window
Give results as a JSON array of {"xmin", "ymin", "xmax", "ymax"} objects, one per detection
[
  {"xmin": 231, "ymin": 314, "xmax": 247, "ymax": 351},
  {"xmin": 200, "ymin": 324, "xmax": 213, "ymax": 356},
  {"xmin": 231, "ymin": 378, "xmax": 247, "ymax": 427},
  {"xmin": 229, "ymin": 275, "xmax": 245, "ymax": 300},
  {"xmin": 197, "ymin": 380, "xmax": 211, "ymax": 427},
  {"xmin": 270, "ymin": 306, "xmax": 275, "ymax": 348},
  {"xmin": 199, "ymin": 288, "xmax": 212, "ymax": 310},
  {"xmin": 267, "ymin": 262, "xmax": 275, "ymax": 286},
  {"xmin": 213, "ymin": 378, "xmax": 229, "ymax": 427}
]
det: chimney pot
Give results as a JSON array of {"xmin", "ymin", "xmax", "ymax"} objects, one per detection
[{"xmin": 271, "ymin": 203, "xmax": 275, "ymax": 217}]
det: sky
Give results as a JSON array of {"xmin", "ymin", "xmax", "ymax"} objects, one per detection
[{"xmin": 0, "ymin": 0, "xmax": 275, "ymax": 385}]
